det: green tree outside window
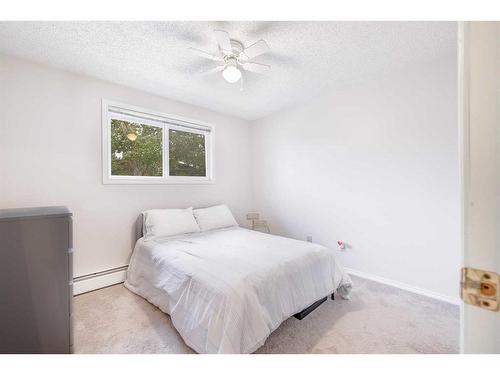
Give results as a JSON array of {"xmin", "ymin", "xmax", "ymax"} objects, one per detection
[
  {"xmin": 111, "ymin": 119, "xmax": 163, "ymax": 176},
  {"xmin": 110, "ymin": 119, "xmax": 207, "ymax": 177},
  {"xmin": 169, "ymin": 129, "xmax": 206, "ymax": 177}
]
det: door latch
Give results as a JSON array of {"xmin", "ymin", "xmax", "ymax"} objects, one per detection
[{"xmin": 461, "ymin": 267, "xmax": 499, "ymax": 311}]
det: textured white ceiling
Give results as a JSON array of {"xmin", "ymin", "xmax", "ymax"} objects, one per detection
[{"xmin": 0, "ymin": 21, "xmax": 456, "ymax": 120}]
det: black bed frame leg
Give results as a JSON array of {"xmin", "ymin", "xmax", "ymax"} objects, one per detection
[{"xmin": 331, "ymin": 292, "xmax": 335, "ymax": 300}]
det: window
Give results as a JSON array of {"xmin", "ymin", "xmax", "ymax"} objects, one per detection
[
  {"xmin": 111, "ymin": 120, "xmax": 163, "ymax": 177},
  {"xmin": 169, "ymin": 128, "xmax": 206, "ymax": 177},
  {"xmin": 102, "ymin": 100, "xmax": 214, "ymax": 184}
]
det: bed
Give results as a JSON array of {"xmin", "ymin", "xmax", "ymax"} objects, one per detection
[{"xmin": 125, "ymin": 211, "xmax": 352, "ymax": 354}]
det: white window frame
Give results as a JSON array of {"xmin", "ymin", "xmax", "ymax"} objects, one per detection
[{"xmin": 102, "ymin": 99, "xmax": 215, "ymax": 184}]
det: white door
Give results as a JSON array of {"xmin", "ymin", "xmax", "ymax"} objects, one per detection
[{"xmin": 459, "ymin": 21, "xmax": 500, "ymax": 353}]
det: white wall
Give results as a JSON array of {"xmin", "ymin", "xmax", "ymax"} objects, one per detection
[
  {"xmin": 251, "ymin": 56, "xmax": 460, "ymax": 301},
  {"xmin": 0, "ymin": 52, "xmax": 461, "ymax": 301},
  {"xmin": 0, "ymin": 54, "xmax": 253, "ymax": 278}
]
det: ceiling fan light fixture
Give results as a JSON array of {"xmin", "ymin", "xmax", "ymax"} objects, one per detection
[
  {"xmin": 190, "ymin": 29, "xmax": 270, "ymax": 85},
  {"xmin": 222, "ymin": 65, "xmax": 242, "ymax": 83}
]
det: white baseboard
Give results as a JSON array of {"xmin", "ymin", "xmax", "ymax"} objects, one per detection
[
  {"xmin": 344, "ymin": 267, "xmax": 461, "ymax": 305},
  {"xmin": 73, "ymin": 269, "xmax": 127, "ymax": 295}
]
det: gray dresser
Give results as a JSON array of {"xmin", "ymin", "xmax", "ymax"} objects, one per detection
[{"xmin": 0, "ymin": 207, "xmax": 73, "ymax": 353}]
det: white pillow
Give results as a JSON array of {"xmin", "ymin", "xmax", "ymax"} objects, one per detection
[
  {"xmin": 193, "ymin": 204, "xmax": 238, "ymax": 232},
  {"xmin": 142, "ymin": 207, "xmax": 200, "ymax": 238}
]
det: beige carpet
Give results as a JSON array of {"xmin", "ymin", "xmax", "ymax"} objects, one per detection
[{"xmin": 73, "ymin": 276, "xmax": 459, "ymax": 354}]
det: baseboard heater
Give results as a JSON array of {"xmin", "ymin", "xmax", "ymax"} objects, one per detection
[
  {"xmin": 73, "ymin": 265, "xmax": 129, "ymax": 283},
  {"xmin": 73, "ymin": 265, "xmax": 128, "ymax": 295}
]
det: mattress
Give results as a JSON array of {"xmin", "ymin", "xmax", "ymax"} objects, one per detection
[{"xmin": 125, "ymin": 226, "xmax": 352, "ymax": 353}]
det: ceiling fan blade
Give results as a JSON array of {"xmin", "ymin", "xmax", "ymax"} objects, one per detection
[
  {"xmin": 241, "ymin": 40, "xmax": 270, "ymax": 60},
  {"xmin": 213, "ymin": 29, "xmax": 232, "ymax": 52},
  {"xmin": 202, "ymin": 65, "xmax": 225, "ymax": 75},
  {"xmin": 188, "ymin": 47, "xmax": 222, "ymax": 62},
  {"xmin": 241, "ymin": 61, "xmax": 270, "ymax": 74}
]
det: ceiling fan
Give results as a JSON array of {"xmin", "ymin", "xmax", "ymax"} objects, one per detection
[{"xmin": 189, "ymin": 29, "xmax": 271, "ymax": 85}]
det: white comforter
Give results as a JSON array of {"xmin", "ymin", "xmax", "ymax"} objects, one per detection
[{"xmin": 125, "ymin": 227, "xmax": 352, "ymax": 354}]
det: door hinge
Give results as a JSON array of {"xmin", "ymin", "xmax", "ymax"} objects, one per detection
[{"xmin": 461, "ymin": 267, "xmax": 499, "ymax": 311}]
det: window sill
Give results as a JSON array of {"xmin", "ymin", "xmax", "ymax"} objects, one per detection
[{"xmin": 103, "ymin": 177, "xmax": 215, "ymax": 185}]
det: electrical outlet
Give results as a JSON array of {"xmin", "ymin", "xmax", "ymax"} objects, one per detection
[{"xmin": 306, "ymin": 236, "xmax": 313, "ymax": 242}]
